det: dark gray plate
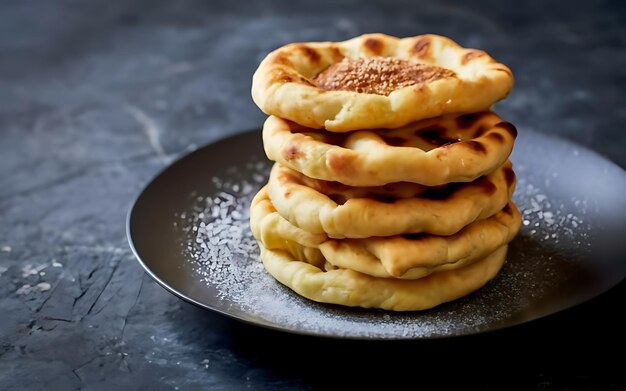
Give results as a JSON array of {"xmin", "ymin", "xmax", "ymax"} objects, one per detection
[{"xmin": 127, "ymin": 129, "xmax": 626, "ymax": 339}]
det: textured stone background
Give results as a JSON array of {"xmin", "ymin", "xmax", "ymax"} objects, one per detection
[{"xmin": 0, "ymin": 0, "xmax": 624, "ymax": 389}]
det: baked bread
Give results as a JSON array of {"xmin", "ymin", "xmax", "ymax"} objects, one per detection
[
  {"xmin": 263, "ymin": 110, "xmax": 516, "ymax": 186},
  {"xmin": 250, "ymin": 186, "xmax": 325, "ymax": 268},
  {"xmin": 321, "ymin": 202, "xmax": 519, "ymax": 279},
  {"xmin": 266, "ymin": 162, "xmax": 516, "ymax": 238},
  {"xmin": 252, "ymin": 33, "xmax": 513, "ymax": 131},
  {"xmin": 260, "ymin": 245, "xmax": 507, "ymax": 311},
  {"xmin": 251, "ymin": 187, "xmax": 520, "ymax": 280}
]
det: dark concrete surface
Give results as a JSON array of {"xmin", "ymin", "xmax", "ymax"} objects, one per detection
[{"xmin": 0, "ymin": 0, "xmax": 624, "ymax": 389}]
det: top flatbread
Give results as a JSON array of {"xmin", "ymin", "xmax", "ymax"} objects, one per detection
[{"xmin": 252, "ymin": 33, "xmax": 514, "ymax": 131}]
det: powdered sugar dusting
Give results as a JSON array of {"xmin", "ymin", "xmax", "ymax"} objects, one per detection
[
  {"xmin": 515, "ymin": 171, "xmax": 591, "ymax": 247},
  {"xmin": 178, "ymin": 161, "xmax": 268, "ymax": 302}
]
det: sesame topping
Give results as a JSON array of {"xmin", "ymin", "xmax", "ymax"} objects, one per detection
[{"xmin": 313, "ymin": 57, "xmax": 455, "ymax": 96}]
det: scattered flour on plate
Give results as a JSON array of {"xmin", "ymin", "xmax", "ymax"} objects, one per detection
[
  {"xmin": 175, "ymin": 157, "xmax": 593, "ymax": 339},
  {"xmin": 514, "ymin": 168, "xmax": 591, "ymax": 247},
  {"xmin": 179, "ymin": 161, "xmax": 267, "ymax": 302}
]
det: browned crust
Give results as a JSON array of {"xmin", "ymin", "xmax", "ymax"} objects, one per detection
[
  {"xmin": 266, "ymin": 67, "xmax": 313, "ymax": 87},
  {"xmin": 475, "ymin": 176, "xmax": 497, "ymax": 195},
  {"xmin": 461, "ymin": 50, "xmax": 487, "ymax": 65},
  {"xmin": 364, "ymin": 37, "xmax": 384, "ymax": 55},
  {"xmin": 415, "ymin": 125, "xmax": 460, "ymax": 147},
  {"xmin": 493, "ymin": 66, "xmax": 513, "ymax": 77},
  {"xmin": 503, "ymin": 166, "xmax": 516, "ymax": 188},
  {"xmin": 326, "ymin": 152, "xmax": 357, "ymax": 177},
  {"xmin": 282, "ymin": 144, "xmax": 303, "ymax": 161},
  {"xmin": 486, "ymin": 132, "xmax": 505, "ymax": 143},
  {"xmin": 410, "ymin": 36, "xmax": 431, "ymax": 57},
  {"xmin": 464, "ymin": 140, "xmax": 487, "ymax": 154},
  {"xmin": 456, "ymin": 111, "xmax": 488, "ymax": 129},
  {"xmin": 497, "ymin": 122, "xmax": 518, "ymax": 138},
  {"xmin": 379, "ymin": 135, "xmax": 408, "ymax": 147},
  {"xmin": 296, "ymin": 44, "xmax": 321, "ymax": 64}
]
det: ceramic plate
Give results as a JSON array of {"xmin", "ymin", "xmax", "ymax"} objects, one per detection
[{"xmin": 127, "ymin": 129, "xmax": 626, "ymax": 339}]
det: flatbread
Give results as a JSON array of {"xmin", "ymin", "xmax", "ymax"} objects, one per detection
[
  {"xmin": 263, "ymin": 110, "xmax": 516, "ymax": 186},
  {"xmin": 250, "ymin": 187, "xmax": 520, "ymax": 279},
  {"xmin": 259, "ymin": 245, "xmax": 508, "ymax": 311},
  {"xmin": 321, "ymin": 202, "xmax": 519, "ymax": 279},
  {"xmin": 252, "ymin": 33, "xmax": 513, "ymax": 131},
  {"xmin": 266, "ymin": 162, "xmax": 516, "ymax": 238},
  {"xmin": 250, "ymin": 186, "xmax": 325, "ymax": 268}
]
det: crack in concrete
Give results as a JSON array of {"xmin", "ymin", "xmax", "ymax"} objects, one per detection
[
  {"xmin": 120, "ymin": 276, "xmax": 143, "ymax": 341},
  {"xmin": 85, "ymin": 259, "xmax": 120, "ymax": 317}
]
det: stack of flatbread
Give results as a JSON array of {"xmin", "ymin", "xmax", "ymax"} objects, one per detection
[{"xmin": 249, "ymin": 33, "xmax": 520, "ymax": 311}]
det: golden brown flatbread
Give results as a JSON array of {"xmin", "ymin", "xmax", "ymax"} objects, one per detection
[
  {"xmin": 252, "ymin": 33, "xmax": 513, "ymax": 131},
  {"xmin": 250, "ymin": 186, "xmax": 325, "ymax": 269},
  {"xmin": 250, "ymin": 187, "xmax": 520, "ymax": 280},
  {"xmin": 263, "ymin": 110, "xmax": 516, "ymax": 186},
  {"xmin": 266, "ymin": 162, "xmax": 516, "ymax": 238},
  {"xmin": 259, "ymin": 245, "xmax": 508, "ymax": 311}
]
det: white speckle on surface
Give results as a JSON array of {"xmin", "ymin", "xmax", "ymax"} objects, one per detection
[
  {"xmin": 180, "ymin": 161, "xmax": 269, "ymax": 307},
  {"xmin": 16, "ymin": 284, "xmax": 32, "ymax": 295},
  {"xmin": 52, "ymin": 260, "xmax": 63, "ymax": 268},
  {"xmin": 16, "ymin": 282, "xmax": 52, "ymax": 295},
  {"xmin": 1, "ymin": 246, "xmax": 11, "ymax": 252},
  {"xmin": 513, "ymin": 166, "xmax": 589, "ymax": 246},
  {"xmin": 21, "ymin": 264, "xmax": 47, "ymax": 278}
]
